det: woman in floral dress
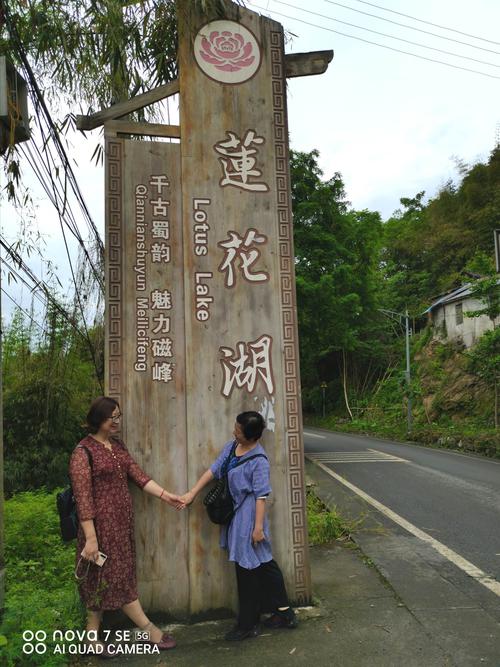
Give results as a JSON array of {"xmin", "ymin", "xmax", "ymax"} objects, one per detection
[{"xmin": 70, "ymin": 396, "xmax": 183, "ymax": 655}]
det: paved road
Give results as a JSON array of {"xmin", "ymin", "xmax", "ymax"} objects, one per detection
[{"xmin": 303, "ymin": 427, "xmax": 500, "ymax": 582}]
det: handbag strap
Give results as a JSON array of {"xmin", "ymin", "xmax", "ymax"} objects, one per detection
[
  {"xmin": 68, "ymin": 444, "xmax": 93, "ymax": 489},
  {"xmin": 221, "ymin": 440, "xmax": 237, "ymax": 476},
  {"xmin": 76, "ymin": 444, "xmax": 93, "ymax": 469},
  {"xmin": 221, "ymin": 442, "xmax": 268, "ymax": 476},
  {"xmin": 231, "ymin": 453, "xmax": 267, "ymax": 469}
]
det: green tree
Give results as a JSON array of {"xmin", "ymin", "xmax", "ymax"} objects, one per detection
[
  {"xmin": 290, "ymin": 150, "xmax": 387, "ymax": 413},
  {"xmin": 382, "ymin": 147, "xmax": 500, "ymax": 317},
  {"xmin": 467, "ymin": 328, "xmax": 500, "ymax": 429},
  {"xmin": 465, "ymin": 251, "xmax": 500, "ymax": 428},
  {"xmin": 381, "ymin": 190, "xmax": 434, "ymax": 316},
  {"xmin": 1, "ymin": 0, "xmax": 229, "ymax": 112},
  {"xmin": 3, "ymin": 303, "xmax": 101, "ymax": 495},
  {"xmin": 465, "ymin": 252, "xmax": 500, "ymax": 322}
]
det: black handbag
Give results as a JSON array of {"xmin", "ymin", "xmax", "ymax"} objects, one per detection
[
  {"xmin": 203, "ymin": 442, "xmax": 267, "ymax": 525},
  {"xmin": 56, "ymin": 445, "xmax": 92, "ymax": 542}
]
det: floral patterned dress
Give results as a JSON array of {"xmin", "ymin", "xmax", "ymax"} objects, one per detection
[{"xmin": 69, "ymin": 435, "xmax": 151, "ymax": 610}]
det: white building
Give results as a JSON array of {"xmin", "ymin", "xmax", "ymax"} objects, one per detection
[{"xmin": 426, "ymin": 282, "xmax": 500, "ymax": 349}]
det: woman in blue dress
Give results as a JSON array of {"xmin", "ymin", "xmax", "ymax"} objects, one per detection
[{"xmin": 181, "ymin": 411, "xmax": 297, "ymax": 640}]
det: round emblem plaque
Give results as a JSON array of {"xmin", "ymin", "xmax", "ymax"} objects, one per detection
[{"xmin": 194, "ymin": 20, "xmax": 262, "ymax": 84}]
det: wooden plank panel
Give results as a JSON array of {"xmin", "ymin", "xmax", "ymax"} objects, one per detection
[
  {"xmin": 285, "ymin": 50, "xmax": 334, "ymax": 78},
  {"xmin": 78, "ymin": 80, "xmax": 180, "ymax": 130},
  {"xmin": 104, "ymin": 120, "xmax": 181, "ymax": 138},
  {"xmin": 105, "ymin": 137, "xmax": 189, "ymax": 614},
  {"xmin": 178, "ymin": 4, "xmax": 311, "ymax": 613}
]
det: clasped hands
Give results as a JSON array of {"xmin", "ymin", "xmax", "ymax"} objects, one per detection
[
  {"xmin": 160, "ymin": 491, "xmax": 265, "ymax": 547},
  {"xmin": 160, "ymin": 489, "xmax": 195, "ymax": 510}
]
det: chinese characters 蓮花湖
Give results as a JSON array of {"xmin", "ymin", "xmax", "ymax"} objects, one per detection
[
  {"xmin": 218, "ymin": 228, "xmax": 269, "ymax": 288},
  {"xmin": 219, "ymin": 334, "xmax": 274, "ymax": 398},
  {"xmin": 214, "ymin": 129, "xmax": 269, "ymax": 192}
]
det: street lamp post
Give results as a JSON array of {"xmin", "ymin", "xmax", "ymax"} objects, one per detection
[
  {"xmin": 405, "ymin": 309, "xmax": 412, "ymax": 434},
  {"xmin": 320, "ymin": 381, "xmax": 327, "ymax": 418}
]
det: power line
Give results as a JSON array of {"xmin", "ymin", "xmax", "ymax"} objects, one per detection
[
  {"xmin": 274, "ymin": 0, "xmax": 500, "ymax": 68},
  {"xmin": 321, "ymin": 0, "xmax": 500, "ymax": 55},
  {"xmin": 1, "ymin": 0, "xmax": 105, "ymax": 288},
  {"xmin": 1, "ymin": 240, "xmax": 86, "ymax": 337},
  {"xmin": 2, "ymin": 0, "xmax": 105, "ymax": 389},
  {"xmin": 57, "ymin": 202, "xmax": 104, "ymax": 391},
  {"xmin": 19, "ymin": 143, "xmax": 84, "ymax": 246},
  {"xmin": 1, "ymin": 287, "xmax": 47, "ymax": 335},
  {"xmin": 347, "ymin": 0, "xmax": 500, "ymax": 46},
  {"xmin": 253, "ymin": 5, "xmax": 500, "ymax": 80},
  {"xmin": 18, "ymin": 123, "xmax": 104, "ymax": 295},
  {"xmin": 1, "ymin": 257, "xmax": 49, "ymax": 310},
  {"xmin": 0, "ymin": 239, "xmax": 104, "ymax": 390}
]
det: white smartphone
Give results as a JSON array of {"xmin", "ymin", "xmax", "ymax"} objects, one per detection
[
  {"xmin": 82, "ymin": 550, "xmax": 108, "ymax": 567},
  {"xmin": 95, "ymin": 551, "xmax": 107, "ymax": 567}
]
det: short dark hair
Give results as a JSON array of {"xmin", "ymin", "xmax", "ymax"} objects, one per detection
[
  {"xmin": 86, "ymin": 396, "xmax": 120, "ymax": 434},
  {"xmin": 236, "ymin": 411, "xmax": 265, "ymax": 441}
]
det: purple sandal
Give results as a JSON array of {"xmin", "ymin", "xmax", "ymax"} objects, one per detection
[
  {"xmin": 138, "ymin": 623, "xmax": 176, "ymax": 650},
  {"xmin": 150, "ymin": 632, "xmax": 176, "ymax": 650}
]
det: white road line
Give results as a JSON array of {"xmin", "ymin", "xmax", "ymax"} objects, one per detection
[
  {"xmin": 307, "ymin": 450, "xmax": 407, "ymax": 463},
  {"xmin": 304, "ymin": 431, "xmax": 326, "ymax": 439},
  {"xmin": 311, "ymin": 429, "xmax": 500, "ymax": 465},
  {"xmin": 307, "ymin": 456, "xmax": 500, "ymax": 598},
  {"xmin": 310, "ymin": 459, "xmax": 405, "ymax": 463}
]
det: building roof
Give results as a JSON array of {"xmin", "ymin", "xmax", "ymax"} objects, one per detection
[
  {"xmin": 424, "ymin": 279, "xmax": 500, "ymax": 314},
  {"xmin": 424, "ymin": 283, "xmax": 475, "ymax": 314}
]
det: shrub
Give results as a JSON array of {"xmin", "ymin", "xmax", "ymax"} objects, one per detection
[
  {"xmin": 0, "ymin": 490, "xmax": 84, "ymax": 666},
  {"xmin": 306, "ymin": 488, "xmax": 352, "ymax": 545}
]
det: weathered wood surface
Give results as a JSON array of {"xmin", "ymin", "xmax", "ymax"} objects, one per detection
[
  {"xmin": 78, "ymin": 79, "xmax": 179, "ymax": 130},
  {"xmin": 104, "ymin": 120, "xmax": 181, "ymax": 138},
  {"xmin": 285, "ymin": 50, "xmax": 334, "ymax": 78},
  {"xmin": 179, "ymin": 4, "xmax": 311, "ymax": 613},
  {"xmin": 105, "ymin": 138, "xmax": 189, "ymax": 614},
  {"xmin": 104, "ymin": 0, "xmax": 312, "ymax": 616},
  {"xmin": 80, "ymin": 48, "xmax": 333, "ymax": 133}
]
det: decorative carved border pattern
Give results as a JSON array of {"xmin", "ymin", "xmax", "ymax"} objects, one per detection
[
  {"xmin": 106, "ymin": 139, "xmax": 123, "ymax": 407},
  {"xmin": 270, "ymin": 29, "xmax": 311, "ymax": 604}
]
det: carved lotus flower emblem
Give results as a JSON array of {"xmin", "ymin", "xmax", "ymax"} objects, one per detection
[
  {"xmin": 200, "ymin": 30, "xmax": 255, "ymax": 72},
  {"xmin": 194, "ymin": 21, "xmax": 262, "ymax": 84}
]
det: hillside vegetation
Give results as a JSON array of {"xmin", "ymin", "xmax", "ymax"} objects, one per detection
[{"xmin": 296, "ymin": 146, "xmax": 499, "ymax": 449}]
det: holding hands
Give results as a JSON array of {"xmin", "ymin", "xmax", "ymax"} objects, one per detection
[
  {"xmin": 158, "ymin": 467, "xmax": 214, "ymax": 510},
  {"xmin": 179, "ymin": 490, "xmax": 195, "ymax": 506},
  {"xmin": 159, "ymin": 489, "xmax": 186, "ymax": 510}
]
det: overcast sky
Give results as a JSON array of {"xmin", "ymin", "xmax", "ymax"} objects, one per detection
[
  {"xmin": 2, "ymin": 0, "xmax": 500, "ymax": 322},
  {"xmin": 255, "ymin": 0, "xmax": 500, "ymax": 215}
]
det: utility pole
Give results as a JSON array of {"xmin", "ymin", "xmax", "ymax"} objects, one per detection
[
  {"xmin": 320, "ymin": 381, "xmax": 327, "ymax": 418},
  {"xmin": 494, "ymin": 229, "xmax": 500, "ymax": 273},
  {"xmin": 405, "ymin": 309, "xmax": 412, "ymax": 434}
]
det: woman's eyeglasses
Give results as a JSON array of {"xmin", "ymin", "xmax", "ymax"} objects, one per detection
[{"xmin": 109, "ymin": 413, "xmax": 122, "ymax": 423}]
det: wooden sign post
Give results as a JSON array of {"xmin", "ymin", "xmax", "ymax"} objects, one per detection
[
  {"xmin": 178, "ymin": 2, "xmax": 310, "ymax": 614},
  {"xmin": 91, "ymin": 1, "xmax": 332, "ymax": 616}
]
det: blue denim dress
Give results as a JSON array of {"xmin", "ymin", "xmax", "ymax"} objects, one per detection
[{"xmin": 210, "ymin": 440, "xmax": 272, "ymax": 569}]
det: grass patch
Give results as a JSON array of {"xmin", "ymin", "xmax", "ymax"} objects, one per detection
[
  {"xmin": 306, "ymin": 487, "xmax": 353, "ymax": 545},
  {"xmin": 0, "ymin": 489, "xmax": 84, "ymax": 666}
]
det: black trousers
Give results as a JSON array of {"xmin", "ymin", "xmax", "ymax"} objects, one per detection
[{"xmin": 235, "ymin": 559, "xmax": 290, "ymax": 630}]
